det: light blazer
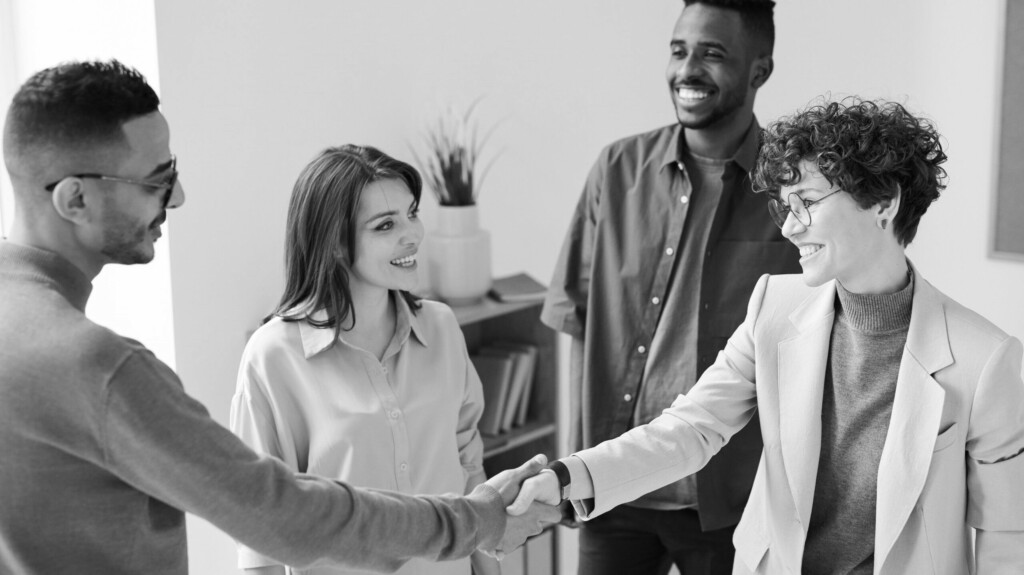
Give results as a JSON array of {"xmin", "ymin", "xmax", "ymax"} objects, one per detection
[{"xmin": 572, "ymin": 270, "xmax": 1024, "ymax": 574}]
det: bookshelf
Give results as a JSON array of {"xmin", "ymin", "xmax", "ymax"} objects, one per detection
[{"xmin": 451, "ymin": 275, "xmax": 558, "ymax": 575}]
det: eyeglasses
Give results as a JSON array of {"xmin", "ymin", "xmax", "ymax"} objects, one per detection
[
  {"xmin": 767, "ymin": 189, "xmax": 842, "ymax": 229},
  {"xmin": 43, "ymin": 155, "xmax": 179, "ymax": 209}
]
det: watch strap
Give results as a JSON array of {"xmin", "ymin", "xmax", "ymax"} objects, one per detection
[{"xmin": 547, "ymin": 460, "xmax": 571, "ymax": 501}]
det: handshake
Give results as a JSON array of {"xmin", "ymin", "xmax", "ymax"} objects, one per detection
[{"xmin": 478, "ymin": 454, "xmax": 569, "ymax": 559}]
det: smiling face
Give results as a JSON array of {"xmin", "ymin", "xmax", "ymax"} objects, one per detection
[
  {"xmin": 780, "ymin": 160, "xmax": 891, "ymax": 291},
  {"xmin": 94, "ymin": 112, "xmax": 184, "ymax": 265},
  {"xmin": 666, "ymin": 4, "xmax": 760, "ymax": 130},
  {"xmin": 348, "ymin": 178, "xmax": 424, "ymax": 298}
]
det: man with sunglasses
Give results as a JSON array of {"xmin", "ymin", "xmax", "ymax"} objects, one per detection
[{"xmin": 0, "ymin": 60, "xmax": 558, "ymax": 574}]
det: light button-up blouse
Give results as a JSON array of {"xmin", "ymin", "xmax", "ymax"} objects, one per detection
[{"xmin": 231, "ymin": 295, "xmax": 486, "ymax": 575}]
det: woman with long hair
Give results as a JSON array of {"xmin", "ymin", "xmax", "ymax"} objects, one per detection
[{"xmin": 231, "ymin": 145, "xmax": 499, "ymax": 575}]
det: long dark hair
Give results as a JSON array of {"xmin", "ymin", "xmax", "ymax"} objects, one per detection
[{"xmin": 268, "ymin": 145, "xmax": 422, "ymax": 339}]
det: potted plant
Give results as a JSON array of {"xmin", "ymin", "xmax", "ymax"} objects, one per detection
[{"xmin": 412, "ymin": 102, "xmax": 499, "ymax": 305}]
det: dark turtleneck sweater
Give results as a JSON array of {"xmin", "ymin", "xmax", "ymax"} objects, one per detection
[{"xmin": 803, "ymin": 272, "xmax": 915, "ymax": 575}]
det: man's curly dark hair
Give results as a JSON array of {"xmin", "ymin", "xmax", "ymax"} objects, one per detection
[{"xmin": 752, "ymin": 98, "xmax": 948, "ymax": 246}]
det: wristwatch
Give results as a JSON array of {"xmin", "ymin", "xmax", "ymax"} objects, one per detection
[{"xmin": 546, "ymin": 460, "xmax": 571, "ymax": 501}]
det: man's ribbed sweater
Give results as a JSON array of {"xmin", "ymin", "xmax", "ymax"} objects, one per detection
[
  {"xmin": 802, "ymin": 274, "xmax": 914, "ymax": 574},
  {"xmin": 0, "ymin": 240, "xmax": 503, "ymax": 574}
]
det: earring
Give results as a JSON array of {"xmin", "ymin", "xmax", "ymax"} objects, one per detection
[{"xmin": 880, "ymin": 219, "xmax": 888, "ymax": 231}]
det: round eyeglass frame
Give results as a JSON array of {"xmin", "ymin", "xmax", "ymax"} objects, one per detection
[{"xmin": 767, "ymin": 189, "xmax": 842, "ymax": 229}]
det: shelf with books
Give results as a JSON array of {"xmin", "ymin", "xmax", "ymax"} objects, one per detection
[
  {"xmin": 452, "ymin": 273, "xmax": 559, "ymax": 575},
  {"xmin": 482, "ymin": 420, "xmax": 558, "ymax": 459}
]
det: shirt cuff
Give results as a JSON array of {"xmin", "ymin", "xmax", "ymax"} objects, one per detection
[
  {"xmin": 561, "ymin": 455, "xmax": 595, "ymax": 500},
  {"xmin": 238, "ymin": 544, "xmax": 278, "ymax": 570}
]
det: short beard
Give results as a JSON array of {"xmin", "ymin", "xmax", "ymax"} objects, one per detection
[{"xmin": 100, "ymin": 210, "xmax": 157, "ymax": 265}]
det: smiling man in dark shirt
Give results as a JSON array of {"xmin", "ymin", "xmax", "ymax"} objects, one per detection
[{"xmin": 542, "ymin": 1, "xmax": 799, "ymax": 573}]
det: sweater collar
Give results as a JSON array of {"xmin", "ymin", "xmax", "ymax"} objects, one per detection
[
  {"xmin": 835, "ymin": 268, "xmax": 914, "ymax": 333},
  {"xmin": 0, "ymin": 240, "xmax": 93, "ymax": 312}
]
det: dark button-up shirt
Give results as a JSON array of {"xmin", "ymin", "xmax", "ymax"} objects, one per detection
[{"xmin": 542, "ymin": 121, "xmax": 801, "ymax": 529}]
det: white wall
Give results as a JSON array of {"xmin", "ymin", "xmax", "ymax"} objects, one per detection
[
  {"xmin": 148, "ymin": 1, "xmax": 1023, "ymax": 574},
  {"xmin": 1, "ymin": 0, "xmax": 176, "ymax": 366},
  {"xmin": 152, "ymin": 2, "xmax": 677, "ymax": 572},
  {"xmin": 764, "ymin": 0, "xmax": 1024, "ymax": 342}
]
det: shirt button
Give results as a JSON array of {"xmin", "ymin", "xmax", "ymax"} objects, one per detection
[
  {"xmin": 665, "ymin": 247, "xmax": 674, "ymax": 256},
  {"xmin": 382, "ymin": 367, "xmax": 388, "ymax": 374},
  {"xmin": 400, "ymin": 462, "xmax": 408, "ymax": 471},
  {"xmin": 390, "ymin": 410, "xmax": 400, "ymax": 419},
  {"xmin": 680, "ymin": 196, "xmax": 689, "ymax": 205},
  {"xmin": 651, "ymin": 296, "xmax": 660, "ymax": 305},
  {"xmin": 638, "ymin": 345, "xmax": 647, "ymax": 354},
  {"xmin": 624, "ymin": 393, "xmax": 633, "ymax": 402}
]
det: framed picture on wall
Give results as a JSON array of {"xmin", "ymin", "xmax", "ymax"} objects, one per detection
[{"xmin": 993, "ymin": 0, "xmax": 1024, "ymax": 261}]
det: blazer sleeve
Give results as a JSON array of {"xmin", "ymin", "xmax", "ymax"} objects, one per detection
[
  {"xmin": 965, "ymin": 335, "xmax": 1024, "ymax": 572},
  {"xmin": 571, "ymin": 274, "xmax": 768, "ymax": 519}
]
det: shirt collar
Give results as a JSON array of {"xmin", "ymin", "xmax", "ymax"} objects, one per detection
[
  {"xmin": 661, "ymin": 117, "xmax": 762, "ymax": 173},
  {"xmin": 0, "ymin": 240, "xmax": 93, "ymax": 312},
  {"xmin": 298, "ymin": 291, "xmax": 428, "ymax": 359}
]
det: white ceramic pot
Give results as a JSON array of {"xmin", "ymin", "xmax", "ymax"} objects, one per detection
[{"xmin": 425, "ymin": 205, "xmax": 492, "ymax": 305}]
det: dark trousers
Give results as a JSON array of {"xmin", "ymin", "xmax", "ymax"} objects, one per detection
[{"xmin": 577, "ymin": 505, "xmax": 735, "ymax": 575}]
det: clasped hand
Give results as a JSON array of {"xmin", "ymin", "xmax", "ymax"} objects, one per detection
[{"xmin": 479, "ymin": 454, "xmax": 562, "ymax": 559}]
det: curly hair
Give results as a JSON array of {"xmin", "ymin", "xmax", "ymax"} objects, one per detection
[{"xmin": 752, "ymin": 98, "xmax": 948, "ymax": 246}]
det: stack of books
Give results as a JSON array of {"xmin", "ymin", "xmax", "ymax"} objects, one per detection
[
  {"xmin": 470, "ymin": 341, "xmax": 539, "ymax": 437},
  {"xmin": 488, "ymin": 273, "xmax": 546, "ymax": 303}
]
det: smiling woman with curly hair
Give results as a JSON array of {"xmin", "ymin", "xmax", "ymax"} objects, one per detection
[
  {"xmin": 753, "ymin": 98, "xmax": 947, "ymax": 246},
  {"xmin": 507, "ymin": 97, "xmax": 1024, "ymax": 574}
]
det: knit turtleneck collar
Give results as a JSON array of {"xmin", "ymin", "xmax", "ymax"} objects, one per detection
[
  {"xmin": 0, "ymin": 240, "xmax": 93, "ymax": 312},
  {"xmin": 835, "ymin": 270, "xmax": 914, "ymax": 334}
]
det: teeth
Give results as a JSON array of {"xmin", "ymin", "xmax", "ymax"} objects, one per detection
[
  {"xmin": 676, "ymin": 88, "xmax": 710, "ymax": 100},
  {"xmin": 390, "ymin": 255, "xmax": 417, "ymax": 267},
  {"xmin": 799, "ymin": 245, "xmax": 822, "ymax": 257}
]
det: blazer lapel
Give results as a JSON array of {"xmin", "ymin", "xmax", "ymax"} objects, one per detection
[
  {"xmin": 874, "ymin": 271, "xmax": 952, "ymax": 572},
  {"xmin": 778, "ymin": 280, "xmax": 837, "ymax": 529}
]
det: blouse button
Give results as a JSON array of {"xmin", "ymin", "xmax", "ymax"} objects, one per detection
[
  {"xmin": 624, "ymin": 393, "xmax": 633, "ymax": 402},
  {"xmin": 390, "ymin": 410, "xmax": 400, "ymax": 419},
  {"xmin": 400, "ymin": 462, "xmax": 408, "ymax": 471},
  {"xmin": 638, "ymin": 345, "xmax": 647, "ymax": 354},
  {"xmin": 665, "ymin": 247, "xmax": 674, "ymax": 256},
  {"xmin": 651, "ymin": 296, "xmax": 660, "ymax": 305},
  {"xmin": 680, "ymin": 196, "xmax": 689, "ymax": 205}
]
